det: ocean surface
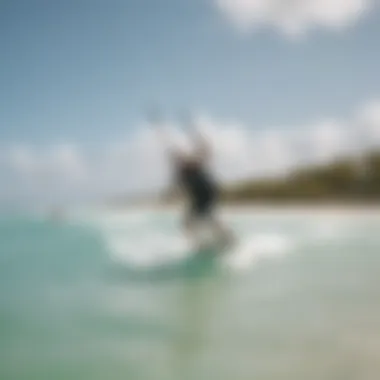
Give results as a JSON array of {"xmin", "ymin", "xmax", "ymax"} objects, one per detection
[{"xmin": 1, "ymin": 207, "xmax": 380, "ymax": 380}]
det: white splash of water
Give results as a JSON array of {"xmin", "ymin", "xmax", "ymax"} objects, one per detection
[
  {"xmin": 74, "ymin": 209, "xmax": 296, "ymax": 271},
  {"xmin": 223, "ymin": 234, "xmax": 293, "ymax": 271}
]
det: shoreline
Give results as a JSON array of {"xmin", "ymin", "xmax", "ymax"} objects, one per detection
[{"xmin": 101, "ymin": 201, "xmax": 380, "ymax": 215}]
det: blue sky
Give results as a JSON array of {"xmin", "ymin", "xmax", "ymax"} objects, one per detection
[{"xmin": 1, "ymin": 0, "xmax": 380, "ymax": 205}]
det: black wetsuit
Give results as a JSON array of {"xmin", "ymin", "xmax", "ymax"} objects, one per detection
[{"xmin": 176, "ymin": 161, "xmax": 219, "ymax": 218}]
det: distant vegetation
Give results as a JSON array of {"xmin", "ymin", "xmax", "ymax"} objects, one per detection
[
  {"xmin": 220, "ymin": 150, "xmax": 380, "ymax": 203},
  {"xmin": 108, "ymin": 150, "xmax": 380, "ymax": 207}
]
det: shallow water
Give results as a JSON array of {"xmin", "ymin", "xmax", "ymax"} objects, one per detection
[{"xmin": 1, "ymin": 208, "xmax": 380, "ymax": 380}]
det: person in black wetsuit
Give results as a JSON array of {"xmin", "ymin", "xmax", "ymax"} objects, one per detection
[{"xmin": 149, "ymin": 111, "xmax": 234, "ymax": 247}]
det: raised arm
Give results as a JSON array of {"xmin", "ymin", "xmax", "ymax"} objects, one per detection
[
  {"xmin": 147, "ymin": 109, "xmax": 179, "ymax": 162},
  {"xmin": 181, "ymin": 112, "xmax": 211, "ymax": 162}
]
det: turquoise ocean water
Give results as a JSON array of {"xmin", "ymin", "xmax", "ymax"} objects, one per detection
[{"xmin": 1, "ymin": 207, "xmax": 380, "ymax": 380}]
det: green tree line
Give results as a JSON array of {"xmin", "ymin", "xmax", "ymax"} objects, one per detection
[{"xmin": 220, "ymin": 150, "xmax": 380, "ymax": 203}]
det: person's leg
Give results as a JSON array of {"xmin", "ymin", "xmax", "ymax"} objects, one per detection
[
  {"xmin": 182, "ymin": 207, "xmax": 202, "ymax": 249},
  {"xmin": 182, "ymin": 212, "xmax": 196, "ymax": 240},
  {"xmin": 200, "ymin": 195, "xmax": 235, "ymax": 247},
  {"xmin": 207, "ymin": 215, "xmax": 235, "ymax": 247}
]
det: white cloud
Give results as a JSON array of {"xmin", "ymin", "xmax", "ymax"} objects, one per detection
[
  {"xmin": 215, "ymin": 0, "xmax": 373, "ymax": 37},
  {"xmin": 49, "ymin": 144, "xmax": 86, "ymax": 182},
  {"xmin": 5, "ymin": 143, "xmax": 87, "ymax": 194},
  {"xmin": 306, "ymin": 120, "xmax": 353, "ymax": 163},
  {"xmin": 356, "ymin": 100, "xmax": 380, "ymax": 145},
  {"xmin": 8, "ymin": 145, "xmax": 37, "ymax": 176},
  {"xmin": 1, "ymin": 99, "xmax": 380, "ymax": 203}
]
